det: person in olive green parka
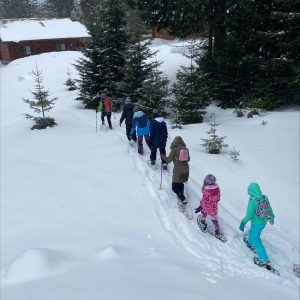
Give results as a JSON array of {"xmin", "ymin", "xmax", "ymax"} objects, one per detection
[
  {"xmin": 161, "ymin": 136, "xmax": 189, "ymax": 205},
  {"xmin": 239, "ymin": 182, "xmax": 275, "ymax": 263}
]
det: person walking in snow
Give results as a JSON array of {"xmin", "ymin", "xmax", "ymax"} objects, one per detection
[
  {"xmin": 97, "ymin": 93, "xmax": 113, "ymax": 129},
  {"xmin": 130, "ymin": 106, "xmax": 151, "ymax": 155},
  {"xmin": 161, "ymin": 136, "xmax": 189, "ymax": 206},
  {"xmin": 120, "ymin": 97, "xmax": 136, "ymax": 141},
  {"xmin": 149, "ymin": 110, "xmax": 168, "ymax": 170},
  {"xmin": 194, "ymin": 174, "xmax": 221, "ymax": 235},
  {"xmin": 239, "ymin": 182, "xmax": 275, "ymax": 267}
]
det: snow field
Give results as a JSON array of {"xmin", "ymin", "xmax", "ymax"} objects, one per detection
[{"xmin": 1, "ymin": 43, "xmax": 299, "ymax": 300}]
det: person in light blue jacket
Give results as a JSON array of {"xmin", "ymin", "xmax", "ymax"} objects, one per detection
[
  {"xmin": 130, "ymin": 106, "xmax": 151, "ymax": 155},
  {"xmin": 239, "ymin": 182, "xmax": 275, "ymax": 265}
]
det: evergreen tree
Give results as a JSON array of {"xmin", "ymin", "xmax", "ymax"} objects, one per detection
[
  {"xmin": 140, "ymin": 62, "xmax": 169, "ymax": 115},
  {"xmin": 201, "ymin": 114, "xmax": 228, "ymax": 154},
  {"xmin": 120, "ymin": 35, "xmax": 169, "ymax": 113},
  {"xmin": 65, "ymin": 70, "xmax": 77, "ymax": 91},
  {"xmin": 80, "ymin": 0, "xmax": 100, "ymax": 22},
  {"xmin": 76, "ymin": 0, "xmax": 128, "ymax": 109},
  {"xmin": 23, "ymin": 65, "xmax": 57, "ymax": 130},
  {"xmin": 0, "ymin": 0, "xmax": 39, "ymax": 18},
  {"xmin": 43, "ymin": 0, "xmax": 74, "ymax": 18},
  {"xmin": 171, "ymin": 40, "xmax": 208, "ymax": 125}
]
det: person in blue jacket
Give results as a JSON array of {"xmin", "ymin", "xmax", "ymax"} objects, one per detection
[
  {"xmin": 149, "ymin": 110, "xmax": 168, "ymax": 170},
  {"xmin": 130, "ymin": 106, "xmax": 151, "ymax": 155}
]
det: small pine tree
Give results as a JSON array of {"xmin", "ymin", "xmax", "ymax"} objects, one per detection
[
  {"xmin": 23, "ymin": 65, "xmax": 57, "ymax": 130},
  {"xmin": 229, "ymin": 148, "xmax": 240, "ymax": 162},
  {"xmin": 65, "ymin": 70, "xmax": 77, "ymax": 91},
  {"xmin": 201, "ymin": 114, "xmax": 228, "ymax": 154}
]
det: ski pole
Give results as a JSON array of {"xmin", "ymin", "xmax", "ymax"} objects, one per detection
[
  {"xmin": 160, "ymin": 161, "xmax": 163, "ymax": 190},
  {"xmin": 96, "ymin": 110, "xmax": 98, "ymax": 133}
]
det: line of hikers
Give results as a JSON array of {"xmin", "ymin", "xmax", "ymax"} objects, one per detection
[{"xmin": 98, "ymin": 94, "xmax": 276, "ymax": 270}]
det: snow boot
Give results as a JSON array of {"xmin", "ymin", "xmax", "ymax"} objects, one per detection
[{"xmin": 197, "ymin": 216, "xmax": 208, "ymax": 232}]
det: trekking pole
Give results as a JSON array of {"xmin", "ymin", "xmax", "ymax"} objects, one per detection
[
  {"xmin": 159, "ymin": 161, "xmax": 163, "ymax": 190},
  {"xmin": 96, "ymin": 111, "xmax": 98, "ymax": 133}
]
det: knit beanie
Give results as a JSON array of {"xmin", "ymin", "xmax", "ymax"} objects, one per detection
[
  {"xmin": 125, "ymin": 97, "xmax": 131, "ymax": 104},
  {"xmin": 100, "ymin": 93, "xmax": 106, "ymax": 99},
  {"xmin": 153, "ymin": 109, "xmax": 159, "ymax": 119},
  {"xmin": 204, "ymin": 174, "xmax": 216, "ymax": 185}
]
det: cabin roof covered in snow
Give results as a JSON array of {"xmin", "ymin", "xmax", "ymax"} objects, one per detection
[{"xmin": 0, "ymin": 18, "xmax": 90, "ymax": 42}]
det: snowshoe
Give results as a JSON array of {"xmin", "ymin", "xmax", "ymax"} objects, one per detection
[
  {"xmin": 243, "ymin": 233, "xmax": 256, "ymax": 253},
  {"xmin": 212, "ymin": 229, "xmax": 227, "ymax": 243},
  {"xmin": 196, "ymin": 215, "xmax": 208, "ymax": 233},
  {"xmin": 177, "ymin": 199, "xmax": 193, "ymax": 220},
  {"xmin": 293, "ymin": 264, "xmax": 300, "ymax": 278},
  {"xmin": 253, "ymin": 257, "xmax": 280, "ymax": 275}
]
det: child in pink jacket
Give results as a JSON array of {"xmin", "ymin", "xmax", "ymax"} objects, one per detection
[{"xmin": 195, "ymin": 174, "xmax": 221, "ymax": 235}]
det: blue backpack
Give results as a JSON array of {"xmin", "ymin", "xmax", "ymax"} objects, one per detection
[{"xmin": 255, "ymin": 196, "xmax": 271, "ymax": 221}]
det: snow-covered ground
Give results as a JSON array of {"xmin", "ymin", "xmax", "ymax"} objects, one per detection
[{"xmin": 1, "ymin": 40, "xmax": 299, "ymax": 300}]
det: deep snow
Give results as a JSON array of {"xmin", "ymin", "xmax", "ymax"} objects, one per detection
[{"xmin": 1, "ymin": 40, "xmax": 299, "ymax": 300}]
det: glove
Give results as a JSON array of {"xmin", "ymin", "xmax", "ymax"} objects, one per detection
[
  {"xmin": 269, "ymin": 217, "xmax": 274, "ymax": 225},
  {"xmin": 194, "ymin": 207, "xmax": 201, "ymax": 214},
  {"xmin": 239, "ymin": 221, "xmax": 245, "ymax": 232}
]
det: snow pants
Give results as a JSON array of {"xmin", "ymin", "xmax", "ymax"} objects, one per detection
[
  {"xmin": 199, "ymin": 210, "xmax": 219, "ymax": 231},
  {"xmin": 126, "ymin": 122, "xmax": 136, "ymax": 141},
  {"xmin": 248, "ymin": 223, "xmax": 269, "ymax": 263},
  {"xmin": 150, "ymin": 147, "xmax": 167, "ymax": 164},
  {"xmin": 101, "ymin": 111, "xmax": 112, "ymax": 129},
  {"xmin": 172, "ymin": 182, "xmax": 185, "ymax": 202},
  {"xmin": 137, "ymin": 135, "xmax": 150, "ymax": 154}
]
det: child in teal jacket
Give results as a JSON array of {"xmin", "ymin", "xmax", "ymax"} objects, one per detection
[{"xmin": 239, "ymin": 182, "xmax": 275, "ymax": 263}]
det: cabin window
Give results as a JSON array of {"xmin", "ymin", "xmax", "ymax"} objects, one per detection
[
  {"xmin": 56, "ymin": 44, "xmax": 66, "ymax": 51},
  {"xmin": 20, "ymin": 46, "xmax": 31, "ymax": 56}
]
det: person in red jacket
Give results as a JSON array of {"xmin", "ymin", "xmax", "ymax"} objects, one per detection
[{"xmin": 97, "ymin": 93, "xmax": 113, "ymax": 129}]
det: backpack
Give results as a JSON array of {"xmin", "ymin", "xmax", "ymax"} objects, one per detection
[
  {"xmin": 177, "ymin": 147, "xmax": 189, "ymax": 162},
  {"xmin": 255, "ymin": 196, "xmax": 271, "ymax": 221}
]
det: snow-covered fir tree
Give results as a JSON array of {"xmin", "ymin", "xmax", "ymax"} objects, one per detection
[
  {"xmin": 76, "ymin": 0, "xmax": 128, "ymax": 109},
  {"xmin": 23, "ymin": 65, "xmax": 57, "ymax": 130},
  {"xmin": 201, "ymin": 114, "xmax": 228, "ymax": 154},
  {"xmin": 172, "ymin": 40, "xmax": 208, "ymax": 125},
  {"xmin": 120, "ymin": 35, "xmax": 169, "ymax": 113},
  {"xmin": 65, "ymin": 70, "xmax": 76, "ymax": 91},
  {"xmin": 139, "ymin": 62, "xmax": 169, "ymax": 115},
  {"xmin": 42, "ymin": 0, "xmax": 74, "ymax": 18},
  {"xmin": 0, "ymin": 0, "xmax": 38, "ymax": 18}
]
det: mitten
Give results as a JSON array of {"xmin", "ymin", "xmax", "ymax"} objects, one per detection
[
  {"xmin": 239, "ymin": 221, "xmax": 245, "ymax": 232},
  {"xmin": 194, "ymin": 207, "xmax": 201, "ymax": 214}
]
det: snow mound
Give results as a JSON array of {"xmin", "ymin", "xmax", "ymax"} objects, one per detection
[
  {"xmin": 2, "ymin": 248, "xmax": 66, "ymax": 283},
  {"xmin": 95, "ymin": 246, "xmax": 121, "ymax": 261}
]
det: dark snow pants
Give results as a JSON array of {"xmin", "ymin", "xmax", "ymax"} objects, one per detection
[
  {"xmin": 101, "ymin": 112, "xmax": 112, "ymax": 129},
  {"xmin": 137, "ymin": 135, "xmax": 150, "ymax": 154},
  {"xmin": 150, "ymin": 147, "xmax": 167, "ymax": 164},
  {"xmin": 172, "ymin": 182, "xmax": 186, "ymax": 202},
  {"xmin": 126, "ymin": 122, "xmax": 136, "ymax": 141}
]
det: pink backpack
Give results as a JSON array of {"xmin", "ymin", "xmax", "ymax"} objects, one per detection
[{"xmin": 177, "ymin": 147, "xmax": 189, "ymax": 162}]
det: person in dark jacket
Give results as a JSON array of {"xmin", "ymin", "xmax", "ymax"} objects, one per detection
[
  {"xmin": 161, "ymin": 136, "xmax": 190, "ymax": 205},
  {"xmin": 149, "ymin": 110, "xmax": 168, "ymax": 169},
  {"xmin": 120, "ymin": 97, "xmax": 136, "ymax": 141}
]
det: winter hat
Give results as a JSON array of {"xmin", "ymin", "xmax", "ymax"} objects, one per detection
[
  {"xmin": 100, "ymin": 93, "xmax": 106, "ymax": 99},
  {"xmin": 125, "ymin": 97, "xmax": 131, "ymax": 103},
  {"xmin": 204, "ymin": 174, "xmax": 216, "ymax": 186},
  {"xmin": 153, "ymin": 109, "xmax": 159, "ymax": 119}
]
